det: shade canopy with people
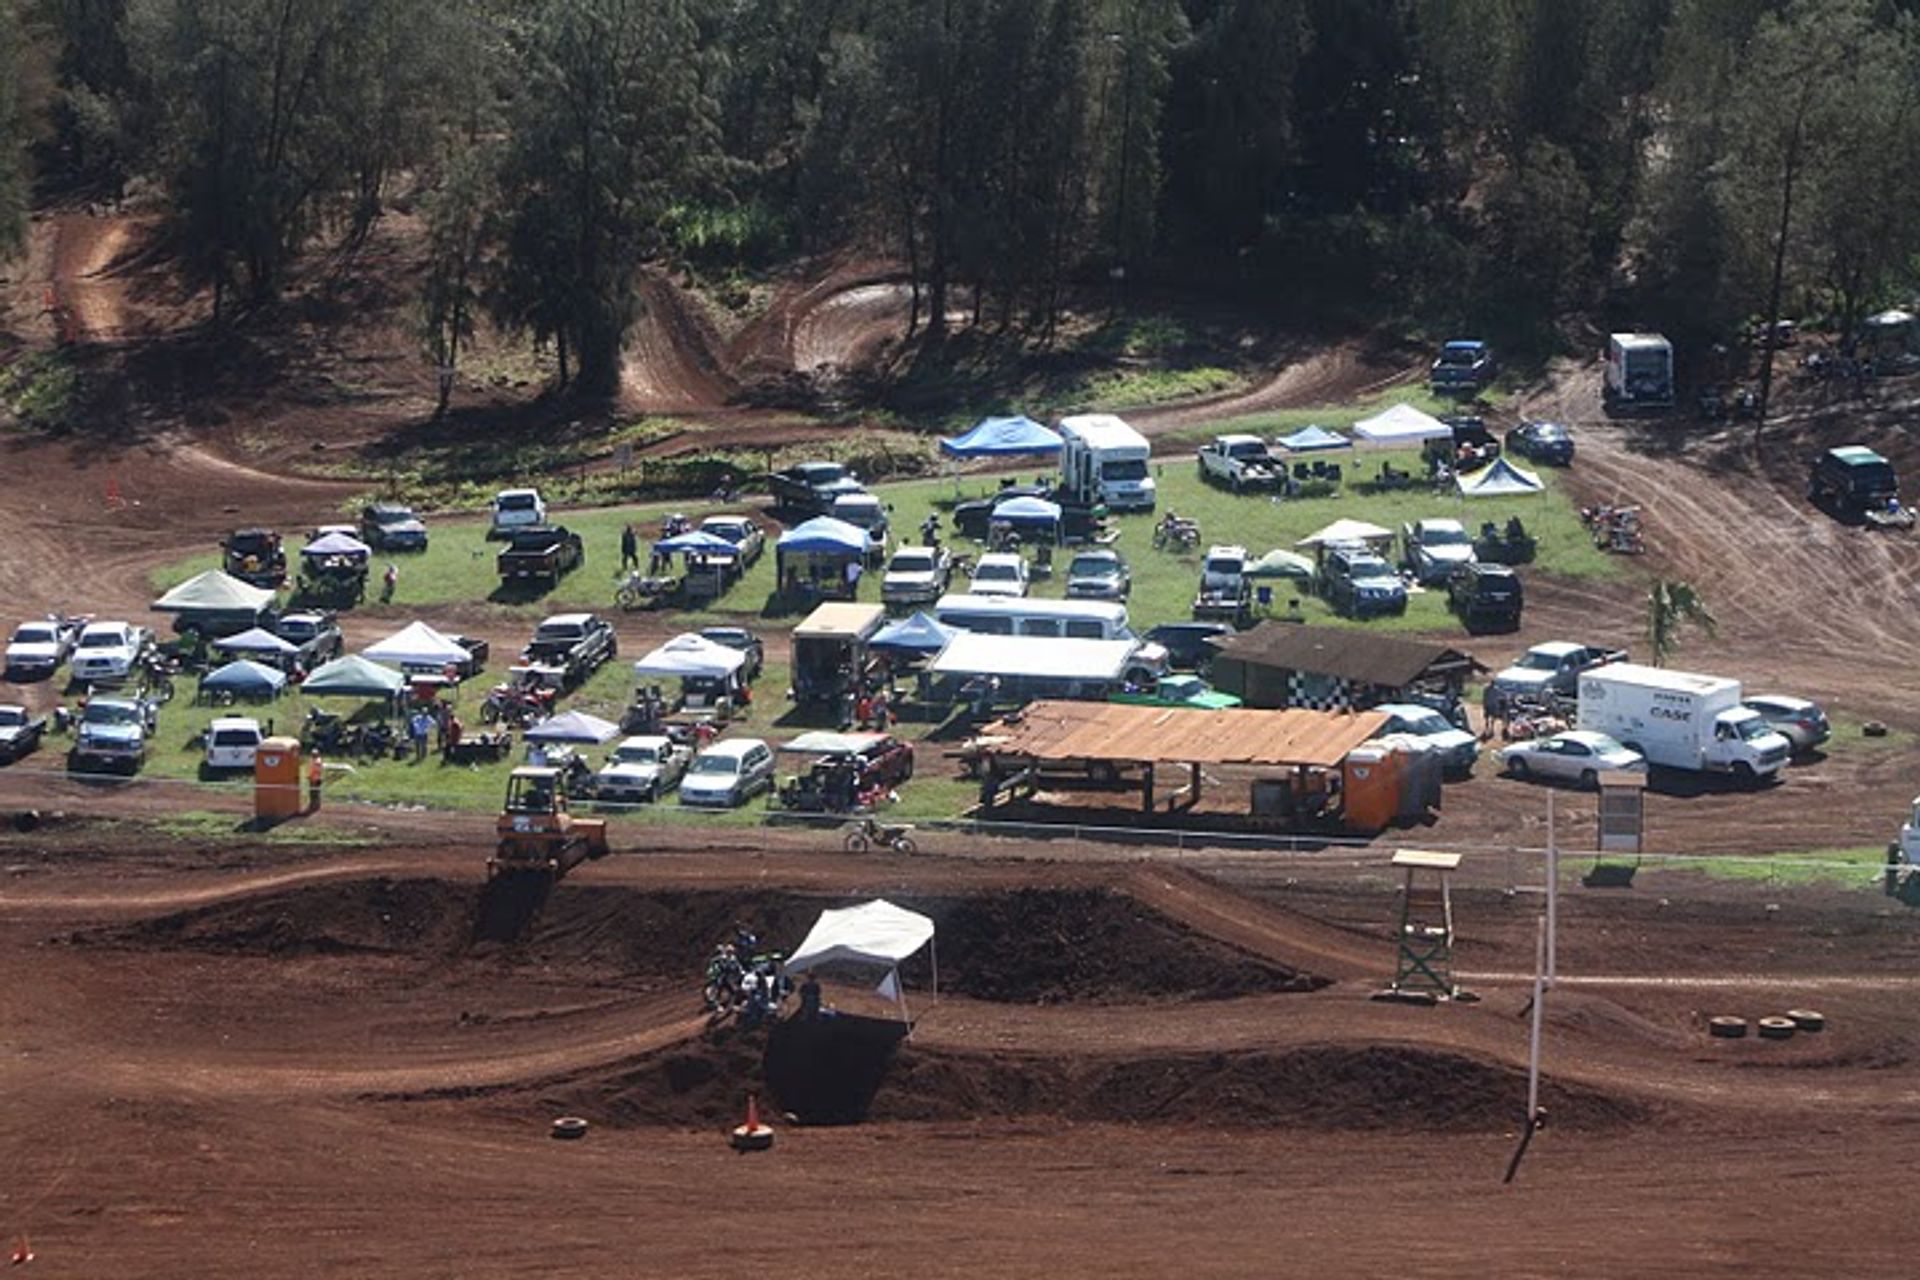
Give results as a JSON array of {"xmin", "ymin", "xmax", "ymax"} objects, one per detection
[
  {"xmin": 523, "ymin": 709, "xmax": 620, "ymax": 745},
  {"xmin": 939, "ymin": 415, "xmax": 1062, "ymax": 458},
  {"xmin": 362, "ymin": 620, "xmax": 470, "ymax": 669},
  {"xmin": 212, "ymin": 626, "xmax": 298, "ymax": 660},
  {"xmin": 777, "ymin": 516, "xmax": 868, "ymax": 555},
  {"xmin": 152, "ymin": 569, "xmax": 276, "ymax": 614},
  {"xmin": 632, "ymin": 633, "xmax": 748, "ymax": 680},
  {"xmin": 869, "ymin": 611, "xmax": 955, "ymax": 656},
  {"xmin": 1352, "ymin": 402, "xmax": 1451, "ymax": 444},
  {"xmin": 300, "ymin": 654, "xmax": 408, "ymax": 698},
  {"xmin": 301, "ymin": 530, "xmax": 373, "ymax": 560},
  {"xmin": 776, "ymin": 516, "xmax": 869, "ymax": 600},
  {"xmin": 199, "ymin": 658, "xmax": 288, "ymax": 699},
  {"xmin": 785, "ymin": 898, "xmax": 937, "ymax": 1024}
]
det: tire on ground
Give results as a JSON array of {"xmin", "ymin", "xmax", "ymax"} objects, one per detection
[
  {"xmin": 1785, "ymin": 1008, "xmax": 1826, "ymax": 1032},
  {"xmin": 1707, "ymin": 1015, "xmax": 1748, "ymax": 1039},
  {"xmin": 551, "ymin": 1116, "xmax": 590, "ymax": 1140},
  {"xmin": 1756, "ymin": 1016, "xmax": 1797, "ymax": 1041}
]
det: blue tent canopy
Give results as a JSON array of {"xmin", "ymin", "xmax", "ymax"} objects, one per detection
[
  {"xmin": 777, "ymin": 516, "xmax": 868, "ymax": 555},
  {"xmin": 1276, "ymin": 425, "xmax": 1352, "ymax": 452},
  {"xmin": 655, "ymin": 530, "xmax": 738, "ymax": 555},
  {"xmin": 869, "ymin": 611, "xmax": 955, "ymax": 655},
  {"xmin": 939, "ymin": 415, "xmax": 1063, "ymax": 458},
  {"xmin": 200, "ymin": 659, "xmax": 288, "ymax": 697}
]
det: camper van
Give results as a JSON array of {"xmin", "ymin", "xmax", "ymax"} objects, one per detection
[
  {"xmin": 1057, "ymin": 414, "xmax": 1156, "ymax": 512},
  {"xmin": 1603, "ymin": 333, "xmax": 1674, "ymax": 412}
]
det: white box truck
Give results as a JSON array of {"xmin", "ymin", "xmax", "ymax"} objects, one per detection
[
  {"xmin": 1603, "ymin": 333, "xmax": 1674, "ymax": 411},
  {"xmin": 1576, "ymin": 663, "xmax": 1791, "ymax": 781},
  {"xmin": 1058, "ymin": 414, "xmax": 1155, "ymax": 512}
]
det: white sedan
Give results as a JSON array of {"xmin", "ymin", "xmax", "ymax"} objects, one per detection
[{"xmin": 1496, "ymin": 731, "xmax": 1645, "ymax": 789}]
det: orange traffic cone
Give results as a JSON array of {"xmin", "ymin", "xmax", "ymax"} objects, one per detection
[
  {"xmin": 730, "ymin": 1091, "xmax": 774, "ymax": 1152},
  {"xmin": 10, "ymin": 1236, "xmax": 32, "ymax": 1266}
]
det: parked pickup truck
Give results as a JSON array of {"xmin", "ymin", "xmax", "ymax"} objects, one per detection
[
  {"xmin": 1197, "ymin": 435, "xmax": 1283, "ymax": 492},
  {"xmin": 768, "ymin": 462, "xmax": 865, "ymax": 516},
  {"xmin": 69, "ymin": 621, "xmax": 155, "ymax": 686},
  {"xmin": 5, "ymin": 616, "xmax": 82, "ymax": 681},
  {"xmin": 0, "ymin": 705, "xmax": 48, "ymax": 763},
  {"xmin": 1401, "ymin": 518, "xmax": 1477, "ymax": 586},
  {"xmin": 360, "ymin": 501, "xmax": 429, "ymax": 552},
  {"xmin": 519, "ymin": 613, "xmax": 617, "ymax": 689},
  {"xmin": 1191, "ymin": 545, "xmax": 1253, "ymax": 626},
  {"xmin": 497, "ymin": 525, "xmax": 585, "ymax": 586},
  {"xmin": 274, "ymin": 611, "xmax": 345, "ymax": 670},
  {"xmin": 68, "ymin": 696, "xmax": 157, "ymax": 774},
  {"xmin": 1489, "ymin": 641, "xmax": 1626, "ymax": 706},
  {"xmin": 1429, "ymin": 339, "xmax": 1496, "ymax": 396}
]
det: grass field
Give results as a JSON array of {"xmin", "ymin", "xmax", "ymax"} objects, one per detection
[{"xmin": 139, "ymin": 428, "xmax": 1618, "ymax": 817}]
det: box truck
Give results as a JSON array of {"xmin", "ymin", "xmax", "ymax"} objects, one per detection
[
  {"xmin": 1603, "ymin": 333, "xmax": 1674, "ymax": 411},
  {"xmin": 1058, "ymin": 414, "xmax": 1155, "ymax": 512},
  {"xmin": 1575, "ymin": 663, "xmax": 1791, "ymax": 781}
]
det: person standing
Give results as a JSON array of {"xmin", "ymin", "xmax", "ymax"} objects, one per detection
[
  {"xmin": 381, "ymin": 561, "xmax": 398, "ymax": 603},
  {"xmin": 620, "ymin": 523, "xmax": 639, "ymax": 572},
  {"xmin": 409, "ymin": 708, "xmax": 432, "ymax": 761},
  {"xmin": 307, "ymin": 752, "xmax": 325, "ymax": 812}
]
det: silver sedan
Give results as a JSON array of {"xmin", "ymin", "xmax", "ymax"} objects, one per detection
[{"xmin": 1496, "ymin": 730, "xmax": 1645, "ymax": 789}]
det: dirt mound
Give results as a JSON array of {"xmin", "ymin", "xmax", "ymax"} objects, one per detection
[
  {"xmin": 82, "ymin": 879, "xmax": 1323, "ymax": 1001},
  {"xmin": 533, "ymin": 1033, "xmax": 1639, "ymax": 1133}
]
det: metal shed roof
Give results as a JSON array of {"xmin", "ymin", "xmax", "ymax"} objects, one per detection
[
  {"xmin": 981, "ymin": 700, "xmax": 1388, "ymax": 770},
  {"xmin": 1209, "ymin": 623, "xmax": 1483, "ymax": 688}
]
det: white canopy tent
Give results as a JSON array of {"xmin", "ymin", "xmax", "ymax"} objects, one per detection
[
  {"xmin": 1352, "ymin": 402, "xmax": 1451, "ymax": 444},
  {"xmin": 785, "ymin": 898, "xmax": 937, "ymax": 1025},
  {"xmin": 362, "ymin": 620, "xmax": 469, "ymax": 668},
  {"xmin": 632, "ymin": 633, "xmax": 748, "ymax": 680},
  {"xmin": 928, "ymin": 632, "xmax": 1140, "ymax": 683},
  {"xmin": 1296, "ymin": 518, "xmax": 1394, "ymax": 549}
]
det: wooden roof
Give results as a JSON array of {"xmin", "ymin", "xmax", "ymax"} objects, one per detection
[
  {"xmin": 1208, "ymin": 623, "xmax": 1484, "ymax": 688},
  {"xmin": 981, "ymin": 700, "xmax": 1388, "ymax": 770}
]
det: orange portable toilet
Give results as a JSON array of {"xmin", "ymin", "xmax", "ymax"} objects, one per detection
[
  {"xmin": 1341, "ymin": 745, "xmax": 1400, "ymax": 833},
  {"xmin": 255, "ymin": 736, "xmax": 303, "ymax": 820}
]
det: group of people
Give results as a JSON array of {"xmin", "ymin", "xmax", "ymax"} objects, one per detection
[{"xmin": 702, "ymin": 921, "xmax": 817, "ymax": 1027}]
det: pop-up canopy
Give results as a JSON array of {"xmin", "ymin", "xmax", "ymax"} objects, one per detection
[
  {"xmin": 152, "ymin": 570, "xmax": 276, "ymax": 613},
  {"xmin": 869, "ymin": 611, "xmax": 954, "ymax": 656},
  {"xmin": 1275, "ymin": 424, "xmax": 1352, "ymax": 452},
  {"xmin": 939, "ymin": 415, "xmax": 1063, "ymax": 458},
  {"xmin": 1353, "ymin": 402, "xmax": 1450, "ymax": 444},
  {"xmin": 301, "ymin": 653, "xmax": 407, "ymax": 698},
  {"xmin": 524, "ymin": 710, "xmax": 620, "ymax": 744},
  {"xmin": 654, "ymin": 530, "xmax": 738, "ymax": 556},
  {"xmin": 632, "ymin": 633, "xmax": 747, "ymax": 680},
  {"xmin": 777, "ymin": 516, "xmax": 868, "ymax": 555},
  {"xmin": 302, "ymin": 530, "xmax": 372, "ymax": 559},
  {"xmin": 212, "ymin": 626, "xmax": 298, "ymax": 658},
  {"xmin": 363, "ymin": 620, "xmax": 469, "ymax": 668},
  {"xmin": 199, "ymin": 658, "xmax": 288, "ymax": 698},
  {"xmin": 991, "ymin": 495, "xmax": 1062, "ymax": 524},
  {"xmin": 1297, "ymin": 518, "xmax": 1394, "ymax": 548},
  {"xmin": 785, "ymin": 898, "xmax": 937, "ymax": 1023},
  {"xmin": 1456, "ymin": 456, "xmax": 1544, "ymax": 498}
]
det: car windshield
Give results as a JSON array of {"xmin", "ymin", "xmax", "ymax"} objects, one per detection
[
  {"xmin": 1160, "ymin": 677, "xmax": 1201, "ymax": 698},
  {"xmin": 498, "ymin": 494, "xmax": 537, "ymax": 511},
  {"xmin": 614, "ymin": 745, "xmax": 660, "ymax": 764},
  {"xmin": 1203, "ymin": 555, "xmax": 1243, "ymax": 575},
  {"xmin": 1583, "ymin": 735, "xmax": 1626, "ymax": 754},
  {"xmin": 1536, "ymin": 425, "xmax": 1568, "ymax": 441},
  {"xmin": 1518, "ymin": 652, "xmax": 1562, "ymax": 671},
  {"xmin": 1225, "ymin": 442, "xmax": 1266, "ymax": 459},
  {"xmin": 375, "ymin": 507, "xmax": 415, "ymax": 522},
  {"xmin": 84, "ymin": 703, "xmax": 139, "ymax": 726},
  {"xmin": 891, "ymin": 552, "xmax": 934, "ymax": 572},
  {"xmin": 1421, "ymin": 526, "xmax": 1469, "ymax": 546},
  {"xmin": 1735, "ymin": 718, "xmax": 1776, "ymax": 741},
  {"xmin": 801, "ymin": 464, "xmax": 849, "ymax": 484},
  {"xmin": 975, "ymin": 563, "xmax": 1019, "ymax": 581},
  {"xmin": 1351, "ymin": 558, "xmax": 1395, "ymax": 580},
  {"xmin": 0, "ymin": 708, "xmax": 23, "ymax": 726},
  {"xmin": 1399, "ymin": 709, "xmax": 1449, "ymax": 734},
  {"xmin": 1439, "ymin": 347, "xmax": 1480, "ymax": 366},
  {"xmin": 705, "ymin": 522, "xmax": 746, "ymax": 542},
  {"xmin": 77, "ymin": 632, "xmax": 122, "ymax": 649},
  {"xmin": 691, "ymin": 755, "xmax": 740, "ymax": 776},
  {"xmin": 1070, "ymin": 556, "xmax": 1116, "ymax": 577},
  {"xmin": 12, "ymin": 626, "xmax": 54, "ymax": 645},
  {"xmin": 533, "ymin": 625, "xmax": 582, "ymax": 644},
  {"xmin": 1101, "ymin": 458, "xmax": 1148, "ymax": 481}
]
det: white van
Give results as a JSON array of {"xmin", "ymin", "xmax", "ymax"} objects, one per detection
[
  {"xmin": 489, "ymin": 488, "xmax": 548, "ymax": 538},
  {"xmin": 935, "ymin": 594, "xmax": 1134, "ymax": 640},
  {"xmin": 204, "ymin": 716, "xmax": 265, "ymax": 771},
  {"xmin": 1058, "ymin": 414, "xmax": 1155, "ymax": 512}
]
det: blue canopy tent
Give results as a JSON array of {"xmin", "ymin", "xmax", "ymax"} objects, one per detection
[
  {"xmin": 199, "ymin": 658, "xmax": 288, "ymax": 702},
  {"xmin": 939, "ymin": 415, "xmax": 1062, "ymax": 458},
  {"xmin": 655, "ymin": 530, "xmax": 738, "ymax": 556},
  {"xmin": 1275, "ymin": 425, "xmax": 1352, "ymax": 452},
  {"xmin": 777, "ymin": 516, "xmax": 870, "ymax": 599},
  {"xmin": 869, "ymin": 611, "xmax": 955, "ymax": 657}
]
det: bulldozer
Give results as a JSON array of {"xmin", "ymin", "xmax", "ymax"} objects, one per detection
[{"xmin": 488, "ymin": 766, "xmax": 609, "ymax": 880}]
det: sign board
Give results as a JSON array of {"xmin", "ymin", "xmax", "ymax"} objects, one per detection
[
  {"xmin": 1597, "ymin": 770, "xmax": 1645, "ymax": 852},
  {"xmin": 614, "ymin": 443, "xmax": 635, "ymax": 471}
]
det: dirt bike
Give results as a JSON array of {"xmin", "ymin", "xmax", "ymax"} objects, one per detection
[
  {"xmin": 1152, "ymin": 514, "xmax": 1200, "ymax": 552},
  {"xmin": 481, "ymin": 682, "xmax": 555, "ymax": 727},
  {"xmin": 843, "ymin": 815, "xmax": 917, "ymax": 854},
  {"xmin": 615, "ymin": 571, "xmax": 678, "ymax": 611},
  {"xmin": 138, "ymin": 654, "xmax": 178, "ymax": 705}
]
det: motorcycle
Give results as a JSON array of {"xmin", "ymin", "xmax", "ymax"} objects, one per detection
[
  {"xmin": 843, "ymin": 815, "xmax": 917, "ymax": 854},
  {"xmin": 1152, "ymin": 513, "xmax": 1200, "ymax": 552},
  {"xmin": 138, "ymin": 652, "xmax": 178, "ymax": 705},
  {"xmin": 481, "ymin": 680, "xmax": 556, "ymax": 727},
  {"xmin": 615, "ymin": 570, "xmax": 679, "ymax": 611}
]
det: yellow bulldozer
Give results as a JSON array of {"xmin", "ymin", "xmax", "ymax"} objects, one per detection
[{"xmin": 488, "ymin": 766, "xmax": 609, "ymax": 880}]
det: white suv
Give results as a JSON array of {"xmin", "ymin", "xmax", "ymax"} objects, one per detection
[
  {"xmin": 70, "ymin": 621, "xmax": 152, "ymax": 685},
  {"xmin": 489, "ymin": 488, "xmax": 547, "ymax": 539},
  {"xmin": 968, "ymin": 553, "xmax": 1030, "ymax": 598},
  {"xmin": 204, "ymin": 716, "xmax": 265, "ymax": 771},
  {"xmin": 679, "ymin": 738, "xmax": 775, "ymax": 808}
]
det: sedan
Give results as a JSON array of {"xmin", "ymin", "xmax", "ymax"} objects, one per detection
[
  {"xmin": 1507, "ymin": 421, "xmax": 1575, "ymax": 466},
  {"xmin": 0, "ymin": 705, "xmax": 46, "ymax": 763},
  {"xmin": 1497, "ymin": 731, "xmax": 1645, "ymax": 788},
  {"xmin": 1742, "ymin": 694, "xmax": 1830, "ymax": 754},
  {"xmin": 1065, "ymin": 548, "xmax": 1130, "ymax": 600}
]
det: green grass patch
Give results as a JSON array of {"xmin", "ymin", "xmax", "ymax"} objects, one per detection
[
  {"xmin": 145, "ymin": 809, "xmax": 376, "ymax": 846},
  {"xmin": 1636, "ymin": 846, "xmax": 1888, "ymax": 891},
  {"xmin": 1070, "ymin": 365, "xmax": 1247, "ymax": 410},
  {"xmin": 0, "ymin": 351, "xmax": 81, "ymax": 431}
]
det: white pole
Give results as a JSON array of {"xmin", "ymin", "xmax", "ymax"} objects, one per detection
[
  {"xmin": 1545, "ymin": 790, "xmax": 1558, "ymax": 985},
  {"xmin": 1526, "ymin": 915, "xmax": 1546, "ymax": 1122},
  {"xmin": 893, "ymin": 965, "xmax": 911, "ymax": 1035},
  {"xmin": 931, "ymin": 940, "xmax": 940, "ymax": 1008}
]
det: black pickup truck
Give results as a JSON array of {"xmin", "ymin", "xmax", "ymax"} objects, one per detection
[
  {"xmin": 767, "ymin": 462, "xmax": 865, "ymax": 516},
  {"xmin": 518, "ymin": 613, "xmax": 617, "ymax": 689},
  {"xmin": 497, "ymin": 525, "xmax": 585, "ymax": 586}
]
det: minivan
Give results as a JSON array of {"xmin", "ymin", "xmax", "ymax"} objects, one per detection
[{"xmin": 679, "ymin": 738, "xmax": 775, "ymax": 808}]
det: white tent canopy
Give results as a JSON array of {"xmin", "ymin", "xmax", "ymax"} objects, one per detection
[
  {"xmin": 1352, "ymin": 402, "xmax": 1451, "ymax": 444},
  {"xmin": 152, "ymin": 569, "xmax": 276, "ymax": 613},
  {"xmin": 362, "ymin": 620, "xmax": 469, "ymax": 668},
  {"xmin": 1456, "ymin": 456, "xmax": 1544, "ymax": 497},
  {"xmin": 786, "ymin": 898, "xmax": 937, "ymax": 1023},
  {"xmin": 929, "ymin": 633, "xmax": 1139, "ymax": 683},
  {"xmin": 632, "ymin": 633, "xmax": 747, "ymax": 680},
  {"xmin": 1296, "ymin": 518, "xmax": 1394, "ymax": 548}
]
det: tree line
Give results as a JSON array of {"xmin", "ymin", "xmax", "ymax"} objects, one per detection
[{"xmin": 4, "ymin": 0, "xmax": 1920, "ymax": 396}]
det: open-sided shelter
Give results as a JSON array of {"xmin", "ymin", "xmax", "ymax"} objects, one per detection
[
  {"xmin": 785, "ymin": 898, "xmax": 937, "ymax": 1024},
  {"xmin": 1207, "ymin": 623, "xmax": 1482, "ymax": 711}
]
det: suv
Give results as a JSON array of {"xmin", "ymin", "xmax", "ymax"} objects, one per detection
[
  {"xmin": 1447, "ymin": 562, "xmax": 1523, "ymax": 632},
  {"xmin": 69, "ymin": 696, "xmax": 157, "ymax": 773},
  {"xmin": 1506, "ymin": 421, "xmax": 1574, "ymax": 466},
  {"xmin": 679, "ymin": 738, "xmax": 776, "ymax": 808},
  {"xmin": 1321, "ymin": 547, "xmax": 1407, "ymax": 619},
  {"xmin": 489, "ymin": 488, "xmax": 547, "ymax": 539},
  {"xmin": 204, "ymin": 716, "xmax": 265, "ymax": 771},
  {"xmin": 881, "ymin": 545, "xmax": 953, "ymax": 607},
  {"xmin": 1401, "ymin": 518, "xmax": 1476, "ymax": 586},
  {"xmin": 1065, "ymin": 548, "xmax": 1130, "ymax": 600},
  {"xmin": 360, "ymin": 502, "xmax": 429, "ymax": 551},
  {"xmin": 1808, "ymin": 445, "xmax": 1898, "ymax": 511},
  {"xmin": 968, "ymin": 553, "xmax": 1029, "ymax": 598}
]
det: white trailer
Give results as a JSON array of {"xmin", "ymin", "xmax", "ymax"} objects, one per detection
[
  {"xmin": 1058, "ymin": 414, "xmax": 1156, "ymax": 512},
  {"xmin": 1575, "ymin": 663, "xmax": 1790, "ymax": 781},
  {"xmin": 1603, "ymin": 333, "xmax": 1674, "ymax": 411}
]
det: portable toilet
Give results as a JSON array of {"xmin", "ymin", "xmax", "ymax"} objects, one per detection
[
  {"xmin": 1342, "ymin": 746, "xmax": 1400, "ymax": 833},
  {"xmin": 1377, "ymin": 734, "xmax": 1443, "ymax": 821},
  {"xmin": 254, "ymin": 735, "xmax": 304, "ymax": 820}
]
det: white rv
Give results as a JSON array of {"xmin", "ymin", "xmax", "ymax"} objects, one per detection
[{"xmin": 1058, "ymin": 414, "xmax": 1156, "ymax": 512}]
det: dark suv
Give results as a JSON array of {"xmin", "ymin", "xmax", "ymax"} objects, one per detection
[
  {"xmin": 1447, "ymin": 563, "xmax": 1523, "ymax": 632},
  {"xmin": 1808, "ymin": 445, "xmax": 1897, "ymax": 511},
  {"xmin": 1321, "ymin": 547, "xmax": 1408, "ymax": 619}
]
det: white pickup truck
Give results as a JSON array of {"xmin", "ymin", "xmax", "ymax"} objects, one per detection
[{"xmin": 1197, "ymin": 435, "xmax": 1282, "ymax": 492}]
